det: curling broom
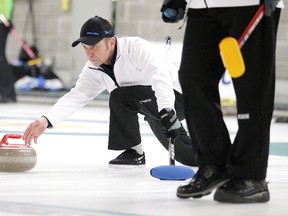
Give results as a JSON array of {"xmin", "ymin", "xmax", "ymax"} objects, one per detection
[
  {"xmin": 0, "ymin": 13, "xmax": 43, "ymax": 66},
  {"xmin": 219, "ymin": 4, "xmax": 264, "ymax": 78},
  {"xmin": 150, "ymin": 138, "xmax": 195, "ymax": 180}
]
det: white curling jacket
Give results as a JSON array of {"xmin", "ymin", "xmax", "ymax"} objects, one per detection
[
  {"xmin": 186, "ymin": 0, "xmax": 284, "ymax": 9},
  {"xmin": 44, "ymin": 37, "xmax": 182, "ymax": 126}
]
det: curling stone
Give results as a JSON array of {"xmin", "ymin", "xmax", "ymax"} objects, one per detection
[{"xmin": 0, "ymin": 134, "xmax": 37, "ymax": 172}]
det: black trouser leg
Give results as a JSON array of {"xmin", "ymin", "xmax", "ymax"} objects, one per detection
[
  {"xmin": 0, "ymin": 25, "xmax": 16, "ymax": 101},
  {"xmin": 179, "ymin": 7, "xmax": 280, "ymax": 179},
  {"xmin": 179, "ymin": 9, "xmax": 231, "ymax": 168},
  {"xmin": 228, "ymin": 8, "xmax": 280, "ymax": 180},
  {"xmin": 108, "ymin": 87, "xmax": 143, "ymax": 150},
  {"xmin": 108, "ymin": 86, "xmax": 197, "ymax": 166}
]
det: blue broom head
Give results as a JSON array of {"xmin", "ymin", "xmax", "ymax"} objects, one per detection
[{"xmin": 150, "ymin": 165, "xmax": 195, "ymax": 180}]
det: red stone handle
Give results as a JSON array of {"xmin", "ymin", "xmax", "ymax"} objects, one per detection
[{"xmin": 0, "ymin": 134, "xmax": 23, "ymax": 145}]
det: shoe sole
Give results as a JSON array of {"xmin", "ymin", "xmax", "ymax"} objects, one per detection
[
  {"xmin": 108, "ymin": 164, "xmax": 146, "ymax": 168},
  {"xmin": 177, "ymin": 179, "xmax": 229, "ymax": 199},
  {"xmin": 214, "ymin": 190, "xmax": 270, "ymax": 203}
]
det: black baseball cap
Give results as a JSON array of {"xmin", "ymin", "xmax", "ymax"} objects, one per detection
[{"xmin": 71, "ymin": 16, "xmax": 114, "ymax": 47}]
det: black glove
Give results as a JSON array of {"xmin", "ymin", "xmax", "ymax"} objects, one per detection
[
  {"xmin": 160, "ymin": 0, "xmax": 187, "ymax": 23},
  {"xmin": 264, "ymin": 0, "xmax": 280, "ymax": 16},
  {"xmin": 0, "ymin": 17, "xmax": 13, "ymax": 31},
  {"xmin": 159, "ymin": 108, "xmax": 181, "ymax": 140},
  {"xmin": 7, "ymin": 22, "xmax": 13, "ymax": 31}
]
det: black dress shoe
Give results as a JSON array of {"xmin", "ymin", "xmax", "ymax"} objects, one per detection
[
  {"xmin": 177, "ymin": 165, "xmax": 229, "ymax": 199},
  {"xmin": 214, "ymin": 178, "xmax": 270, "ymax": 203}
]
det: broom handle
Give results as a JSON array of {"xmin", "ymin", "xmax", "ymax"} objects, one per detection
[
  {"xmin": 238, "ymin": 4, "xmax": 264, "ymax": 49},
  {"xmin": 165, "ymin": 36, "xmax": 176, "ymax": 166},
  {"xmin": 0, "ymin": 13, "xmax": 36, "ymax": 59},
  {"xmin": 169, "ymin": 138, "xmax": 175, "ymax": 166}
]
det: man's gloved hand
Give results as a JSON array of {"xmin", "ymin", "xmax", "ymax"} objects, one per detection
[
  {"xmin": 159, "ymin": 108, "xmax": 181, "ymax": 140},
  {"xmin": 160, "ymin": 0, "xmax": 187, "ymax": 23},
  {"xmin": 264, "ymin": 0, "xmax": 280, "ymax": 16}
]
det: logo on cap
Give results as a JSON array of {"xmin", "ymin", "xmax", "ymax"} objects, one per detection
[
  {"xmin": 104, "ymin": 30, "xmax": 111, "ymax": 36},
  {"xmin": 86, "ymin": 32, "xmax": 100, "ymax": 36}
]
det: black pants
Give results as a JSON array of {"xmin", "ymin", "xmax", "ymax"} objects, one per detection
[
  {"xmin": 0, "ymin": 24, "xmax": 16, "ymax": 101},
  {"xmin": 108, "ymin": 86, "xmax": 197, "ymax": 166},
  {"xmin": 179, "ymin": 6, "xmax": 280, "ymax": 179}
]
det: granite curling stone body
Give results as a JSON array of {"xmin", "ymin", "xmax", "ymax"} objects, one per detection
[{"xmin": 0, "ymin": 134, "xmax": 37, "ymax": 172}]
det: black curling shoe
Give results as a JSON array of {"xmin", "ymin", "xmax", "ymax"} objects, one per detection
[
  {"xmin": 109, "ymin": 149, "xmax": 145, "ymax": 167},
  {"xmin": 177, "ymin": 165, "xmax": 229, "ymax": 199},
  {"xmin": 214, "ymin": 178, "xmax": 270, "ymax": 203}
]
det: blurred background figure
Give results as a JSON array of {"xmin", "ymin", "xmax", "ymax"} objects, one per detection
[{"xmin": 0, "ymin": 0, "xmax": 16, "ymax": 103}]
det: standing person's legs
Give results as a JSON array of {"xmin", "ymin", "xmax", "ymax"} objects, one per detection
[
  {"xmin": 179, "ymin": 9, "xmax": 231, "ymax": 166},
  {"xmin": 0, "ymin": 24, "xmax": 16, "ymax": 103},
  {"xmin": 177, "ymin": 9, "xmax": 231, "ymax": 199},
  {"xmin": 226, "ymin": 6, "xmax": 280, "ymax": 180},
  {"xmin": 214, "ymin": 7, "xmax": 281, "ymax": 203}
]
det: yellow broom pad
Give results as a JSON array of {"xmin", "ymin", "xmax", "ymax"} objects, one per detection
[{"xmin": 219, "ymin": 37, "xmax": 245, "ymax": 78}]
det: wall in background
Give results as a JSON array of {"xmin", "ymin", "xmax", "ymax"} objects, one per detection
[{"xmin": 6, "ymin": 0, "xmax": 288, "ymax": 108}]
